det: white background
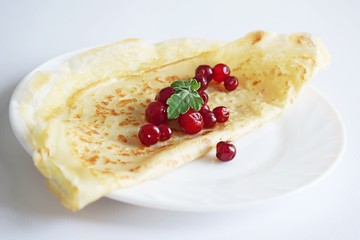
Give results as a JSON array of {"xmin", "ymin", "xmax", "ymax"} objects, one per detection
[{"xmin": 1, "ymin": 0, "xmax": 359, "ymax": 239}]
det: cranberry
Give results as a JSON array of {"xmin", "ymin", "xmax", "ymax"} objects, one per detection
[
  {"xmin": 145, "ymin": 101, "xmax": 168, "ymax": 125},
  {"xmin": 216, "ymin": 141, "xmax": 236, "ymax": 161},
  {"xmin": 195, "ymin": 65, "xmax": 213, "ymax": 81},
  {"xmin": 202, "ymin": 111, "xmax": 217, "ymax": 128},
  {"xmin": 198, "ymin": 90, "xmax": 209, "ymax": 103},
  {"xmin": 213, "ymin": 63, "xmax": 230, "ymax": 83},
  {"xmin": 213, "ymin": 106, "xmax": 230, "ymax": 123},
  {"xmin": 178, "ymin": 109, "xmax": 204, "ymax": 134},
  {"xmin": 155, "ymin": 86, "xmax": 175, "ymax": 104},
  {"xmin": 158, "ymin": 124, "xmax": 172, "ymax": 141},
  {"xmin": 138, "ymin": 123, "xmax": 160, "ymax": 146},
  {"xmin": 199, "ymin": 104, "xmax": 210, "ymax": 115},
  {"xmin": 224, "ymin": 76, "xmax": 239, "ymax": 91},
  {"xmin": 194, "ymin": 74, "xmax": 208, "ymax": 91}
]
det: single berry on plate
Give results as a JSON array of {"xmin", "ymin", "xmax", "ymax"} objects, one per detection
[
  {"xmin": 155, "ymin": 86, "xmax": 175, "ymax": 104},
  {"xmin": 138, "ymin": 123, "xmax": 160, "ymax": 146},
  {"xmin": 213, "ymin": 63, "xmax": 230, "ymax": 83},
  {"xmin": 224, "ymin": 76, "xmax": 239, "ymax": 91},
  {"xmin": 216, "ymin": 141, "xmax": 236, "ymax": 161},
  {"xmin": 213, "ymin": 106, "xmax": 230, "ymax": 123},
  {"xmin": 195, "ymin": 65, "xmax": 213, "ymax": 81},
  {"xmin": 202, "ymin": 111, "xmax": 217, "ymax": 128},
  {"xmin": 198, "ymin": 90, "xmax": 209, "ymax": 103},
  {"xmin": 178, "ymin": 109, "xmax": 204, "ymax": 134},
  {"xmin": 145, "ymin": 101, "xmax": 168, "ymax": 125},
  {"xmin": 158, "ymin": 124, "xmax": 172, "ymax": 141},
  {"xmin": 194, "ymin": 74, "xmax": 209, "ymax": 91}
]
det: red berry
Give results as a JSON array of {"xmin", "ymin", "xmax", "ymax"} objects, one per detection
[
  {"xmin": 202, "ymin": 111, "xmax": 217, "ymax": 128},
  {"xmin": 213, "ymin": 63, "xmax": 230, "ymax": 83},
  {"xmin": 178, "ymin": 109, "xmax": 204, "ymax": 134},
  {"xmin": 195, "ymin": 65, "xmax": 213, "ymax": 81},
  {"xmin": 199, "ymin": 104, "xmax": 210, "ymax": 115},
  {"xmin": 198, "ymin": 90, "xmax": 209, "ymax": 103},
  {"xmin": 138, "ymin": 123, "xmax": 160, "ymax": 146},
  {"xmin": 216, "ymin": 141, "xmax": 236, "ymax": 161},
  {"xmin": 194, "ymin": 74, "xmax": 208, "ymax": 91},
  {"xmin": 155, "ymin": 86, "xmax": 175, "ymax": 104},
  {"xmin": 224, "ymin": 76, "xmax": 239, "ymax": 91},
  {"xmin": 158, "ymin": 124, "xmax": 172, "ymax": 141},
  {"xmin": 145, "ymin": 101, "xmax": 168, "ymax": 125},
  {"xmin": 213, "ymin": 106, "xmax": 230, "ymax": 123}
]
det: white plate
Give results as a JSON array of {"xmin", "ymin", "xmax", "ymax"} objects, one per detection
[
  {"xmin": 10, "ymin": 49, "xmax": 346, "ymax": 212},
  {"xmin": 107, "ymin": 86, "xmax": 346, "ymax": 211}
]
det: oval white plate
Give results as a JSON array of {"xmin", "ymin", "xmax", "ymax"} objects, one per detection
[{"xmin": 10, "ymin": 49, "xmax": 346, "ymax": 212}]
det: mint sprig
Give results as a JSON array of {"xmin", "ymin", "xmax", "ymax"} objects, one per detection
[{"xmin": 166, "ymin": 79, "xmax": 204, "ymax": 119}]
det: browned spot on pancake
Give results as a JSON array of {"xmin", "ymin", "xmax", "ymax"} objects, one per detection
[
  {"xmin": 130, "ymin": 87, "xmax": 139, "ymax": 94},
  {"xmin": 119, "ymin": 152, "xmax": 131, "ymax": 156},
  {"xmin": 166, "ymin": 75, "xmax": 180, "ymax": 82},
  {"xmin": 95, "ymin": 104, "xmax": 121, "ymax": 117},
  {"xmin": 143, "ymin": 82, "xmax": 153, "ymax": 91},
  {"xmin": 128, "ymin": 106, "xmax": 135, "ymax": 111},
  {"xmin": 251, "ymin": 31, "xmax": 264, "ymax": 44},
  {"xmin": 119, "ymin": 109, "xmax": 127, "ymax": 114},
  {"xmin": 131, "ymin": 147, "xmax": 154, "ymax": 156},
  {"xmin": 117, "ymin": 134, "xmax": 128, "ymax": 143},
  {"xmin": 79, "ymin": 137, "xmax": 102, "ymax": 145},
  {"xmin": 294, "ymin": 34, "xmax": 314, "ymax": 46},
  {"xmin": 118, "ymin": 117, "xmax": 141, "ymax": 126},
  {"xmin": 129, "ymin": 165, "xmax": 141, "ymax": 172},
  {"xmin": 99, "ymin": 168, "xmax": 114, "ymax": 175},
  {"xmin": 86, "ymin": 155, "xmax": 99, "ymax": 164},
  {"xmin": 154, "ymin": 77, "xmax": 166, "ymax": 83},
  {"xmin": 76, "ymin": 124, "xmax": 99, "ymax": 136},
  {"xmin": 116, "ymin": 98, "xmax": 137, "ymax": 107},
  {"xmin": 101, "ymin": 95, "xmax": 114, "ymax": 106},
  {"xmin": 111, "ymin": 109, "xmax": 120, "ymax": 116},
  {"xmin": 85, "ymin": 129, "xmax": 99, "ymax": 135},
  {"xmin": 115, "ymin": 88, "xmax": 126, "ymax": 97},
  {"xmin": 253, "ymin": 80, "xmax": 261, "ymax": 86}
]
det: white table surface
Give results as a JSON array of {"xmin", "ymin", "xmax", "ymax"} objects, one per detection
[{"xmin": 1, "ymin": 0, "xmax": 359, "ymax": 239}]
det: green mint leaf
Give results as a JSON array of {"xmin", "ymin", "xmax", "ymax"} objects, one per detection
[
  {"xmin": 171, "ymin": 80, "xmax": 189, "ymax": 89},
  {"xmin": 188, "ymin": 92, "xmax": 203, "ymax": 111},
  {"xmin": 166, "ymin": 91, "xmax": 191, "ymax": 119},
  {"xmin": 166, "ymin": 79, "xmax": 204, "ymax": 119},
  {"xmin": 189, "ymin": 79, "xmax": 201, "ymax": 91}
]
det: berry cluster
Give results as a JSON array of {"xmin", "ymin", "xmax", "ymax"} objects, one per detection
[
  {"xmin": 137, "ymin": 63, "xmax": 238, "ymax": 161},
  {"xmin": 196, "ymin": 63, "xmax": 239, "ymax": 91}
]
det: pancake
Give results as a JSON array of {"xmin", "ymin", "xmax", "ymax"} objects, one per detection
[{"xmin": 19, "ymin": 31, "xmax": 329, "ymax": 210}]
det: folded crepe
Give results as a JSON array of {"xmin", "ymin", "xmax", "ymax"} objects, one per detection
[{"xmin": 19, "ymin": 31, "xmax": 329, "ymax": 210}]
